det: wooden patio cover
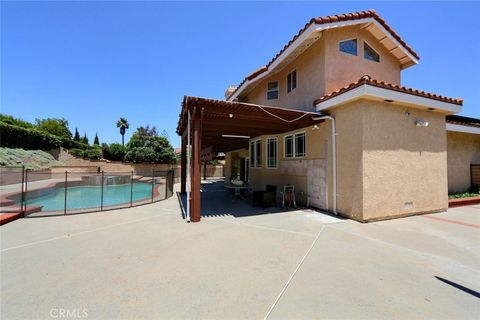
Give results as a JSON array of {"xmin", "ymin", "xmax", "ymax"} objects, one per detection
[{"xmin": 176, "ymin": 96, "xmax": 321, "ymax": 222}]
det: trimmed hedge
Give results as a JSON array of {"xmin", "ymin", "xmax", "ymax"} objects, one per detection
[
  {"xmin": 84, "ymin": 148, "xmax": 102, "ymax": 160},
  {"xmin": 69, "ymin": 148, "xmax": 84, "ymax": 157},
  {"xmin": 0, "ymin": 122, "xmax": 61, "ymax": 150},
  {"xmin": 61, "ymin": 137, "xmax": 90, "ymax": 150}
]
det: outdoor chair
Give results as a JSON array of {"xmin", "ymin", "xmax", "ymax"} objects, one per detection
[
  {"xmin": 281, "ymin": 184, "xmax": 296, "ymax": 209},
  {"xmin": 253, "ymin": 184, "xmax": 277, "ymax": 209}
]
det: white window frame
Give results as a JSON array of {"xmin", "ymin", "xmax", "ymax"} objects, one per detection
[
  {"xmin": 266, "ymin": 81, "xmax": 279, "ymax": 100},
  {"xmin": 287, "ymin": 69, "xmax": 297, "ymax": 94},
  {"xmin": 250, "ymin": 139, "xmax": 262, "ymax": 168},
  {"xmin": 266, "ymin": 137, "xmax": 278, "ymax": 169},
  {"xmin": 339, "ymin": 38, "xmax": 358, "ymax": 56},
  {"xmin": 363, "ymin": 40, "xmax": 380, "ymax": 63},
  {"xmin": 284, "ymin": 131, "xmax": 306, "ymax": 159}
]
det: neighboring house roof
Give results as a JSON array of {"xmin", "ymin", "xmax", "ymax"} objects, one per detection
[
  {"xmin": 446, "ymin": 115, "xmax": 480, "ymax": 128},
  {"xmin": 227, "ymin": 9, "xmax": 419, "ymax": 101},
  {"xmin": 314, "ymin": 75, "xmax": 463, "ymax": 106},
  {"xmin": 174, "ymin": 147, "xmax": 182, "ymax": 154}
]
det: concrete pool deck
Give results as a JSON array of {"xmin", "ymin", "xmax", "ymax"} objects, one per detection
[{"xmin": 1, "ymin": 184, "xmax": 479, "ymax": 319}]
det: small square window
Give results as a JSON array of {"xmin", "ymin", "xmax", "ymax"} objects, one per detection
[
  {"xmin": 287, "ymin": 70, "xmax": 297, "ymax": 93},
  {"xmin": 339, "ymin": 39, "xmax": 357, "ymax": 56},
  {"xmin": 267, "ymin": 81, "xmax": 279, "ymax": 100},
  {"xmin": 364, "ymin": 42, "xmax": 380, "ymax": 62}
]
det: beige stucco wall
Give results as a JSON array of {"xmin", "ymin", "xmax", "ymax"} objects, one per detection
[
  {"xmin": 241, "ymin": 26, "xmax": 401, "ymax": 111},
  {"xmin": 358, "ymin": 100, "xmax": 448, "ymax": 220},
  {"xmin": 330, "ymin": 104, "xmax": 365, "ymax": 220},
  {"xmin": 447, "ymin": 131, "xmax": 480, "ymax": 193},
  {"xmin": 224, "ymin": 100, "xmax": 450, "ymax": 221},
  {"xmin": 323, "ymin": 25, "xmax": 401, "ymax": 94}
]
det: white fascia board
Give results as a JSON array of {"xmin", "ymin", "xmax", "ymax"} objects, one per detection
[
  {"xmin": 446, "ymin": 123, "xmax": 480, "ymax": 135},
  {"xmin": 229, "ymin": 18, "xmax": 417, "ymax": 101},
  {"xmin": 316, "ymin": 84, "xmax": 462, "ymax": 114}
]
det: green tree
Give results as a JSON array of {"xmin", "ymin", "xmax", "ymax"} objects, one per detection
[
  {"xmin": 93, "ymin": 133, "xmax": 100, "ymax": 145},
  {"xmin": 35, "ymin": 118, "xmax": 72, "ymax": 139},
  {"xmin": 73, "ymin": 128, "xmax": 80, "ymax": 142},
  {"xmin": 81, "ymin": 133, "xmax": 89, "ymax": 145},
  {"xmin": 116, "ymin": 117, "xmax": 129, "ymax": 146},
  {"xmin": 124, "ymin": 126, "xmax": 176, "ymax": 164}
]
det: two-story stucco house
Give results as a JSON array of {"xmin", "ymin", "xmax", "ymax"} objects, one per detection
[{"xmin": 176, "ymin": 10, "xmax": 480, "ymax": 223}]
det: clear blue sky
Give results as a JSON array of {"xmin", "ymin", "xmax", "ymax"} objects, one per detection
[{"xmin": 2, "ymin": 1, "xmax": 479, "ymax": 147}]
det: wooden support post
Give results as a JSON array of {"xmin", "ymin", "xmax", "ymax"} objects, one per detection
[
  {"xmin": 190, "ymin": 108, "xmax": 202, "ymax": 222},
  {"xmin": 203, "ymin": 161, "xmax": 207, "ymax": 180},
  {"xmin": 180, "ymin": 134, "xmax": 187, "ymax": 194}
]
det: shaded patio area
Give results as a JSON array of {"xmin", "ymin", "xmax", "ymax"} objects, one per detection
[
  {"xmin": 178, "ymin": 179, "xmax": 286, "ymax": 219},
  {"xmin": 177, "ymin": 178, "xmax": 340, "ymax": 221}
]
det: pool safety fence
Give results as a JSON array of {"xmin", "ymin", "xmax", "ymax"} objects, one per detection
[{"xmin": 0, "ymin": 167, "xmax": 175, "ymax": 218}]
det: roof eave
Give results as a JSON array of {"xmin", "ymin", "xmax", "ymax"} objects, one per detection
[{"xmin": 315, "ymin": 84, "xmax": 462, "ymax": 114}]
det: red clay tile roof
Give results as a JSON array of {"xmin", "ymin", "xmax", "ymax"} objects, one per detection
[
  {"xmin": 446, "ymin": 115, "xmax": 480, "ymax": 128},
  {"xmin": 314, "ymin": 75, "xmax": 463, "ymax": 106},
  {"xmin": 228, "ymin": 9, "xmax": 419, "ymax": 100}
]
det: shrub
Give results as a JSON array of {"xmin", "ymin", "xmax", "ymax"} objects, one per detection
[
  {"xmin": 107, "ymin": 143, "xmax": 126, "ymax": 161},
  {"xmin": 69, "ymin": 148, "xmax": 84, "ymax": 158},
  {"xmin": 101, "ymin": 143, "xmax": 110, "ymax": 159},
  {"xmin": 124, "ymin": 147, "xmax": 157, "ymax": 163},
  {"xmin": 0, "ymin": 114, "xmax": 34, "ymax": 129},
  {"xmin": 83, "ymin": 148, "xmax": 102, "ymax": 160},
  {"xmin": 0, "ymin": 122, "xmax": 61, "ymax": 150}
]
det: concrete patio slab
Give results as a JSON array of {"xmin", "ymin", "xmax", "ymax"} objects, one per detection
[{"xmin": 1, "ymin": 185, "xmax": 479, "ymax": 320}]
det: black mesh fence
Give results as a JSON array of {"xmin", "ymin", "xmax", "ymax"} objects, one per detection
[{"xmin": 0, "ymin": 167, "xmax": 174, "ymax": 218}]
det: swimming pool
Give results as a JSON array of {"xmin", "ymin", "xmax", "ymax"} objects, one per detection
[{"xmin": 26, "ymin": 182, "xmax": 155, "ymax": 211}]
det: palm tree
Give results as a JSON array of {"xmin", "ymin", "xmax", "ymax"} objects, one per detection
[{"xmin": 116, "ymin": 117, "xmax": 129, "ymax": 146}]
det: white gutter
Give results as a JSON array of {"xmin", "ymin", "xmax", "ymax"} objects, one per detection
[
  {"xmin": 186, "ymin": 109, "xmax": 191, "ymax": 223},
  {"xmin": 312, "ymin": 115, "xmax": 337, "ymax": 215}
]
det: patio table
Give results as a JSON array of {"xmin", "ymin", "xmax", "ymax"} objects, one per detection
[{"xmin": 224, "ymin": 184, "xmax": 249, "ymax": 202}]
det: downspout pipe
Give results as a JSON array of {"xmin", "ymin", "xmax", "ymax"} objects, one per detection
[{"xmin": 312, "ymin": 115, "xmax": 337, "ymax": 215}]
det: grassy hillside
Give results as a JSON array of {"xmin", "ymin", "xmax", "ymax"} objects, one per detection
[{"xmin": 0, "ymin": 147, "xmax": 62, "ymax": 169}]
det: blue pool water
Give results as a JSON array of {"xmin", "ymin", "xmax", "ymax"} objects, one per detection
[{"xmin": 26, "ymin": 182, "xmax": 155, "ymax": 211}]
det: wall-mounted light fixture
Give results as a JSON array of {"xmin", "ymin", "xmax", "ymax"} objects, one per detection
[
  {"xmin": 229, "ymin": 114, "xmax": 234, "ymax": 118},
  {"xmin": 312, "ymin": 124, "xmax": 320, "ymax": 130},
  {"xmin": 415, "ymin": 119, "xmax": 429, "ymax": 127}
]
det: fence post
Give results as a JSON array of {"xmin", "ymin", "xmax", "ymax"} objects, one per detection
[
  {"xmin": 101, "ymin": 171, "xmax": 104, "ymax": 211},
  {"xmin": 64, "ymin": 171, "xmax": 68, "ymax": 215},
  {"xmin": 24, "ymin": 169, "xmax": 29, "ymax": 215},
  {"xmin": 165, "ymin": 171, "xmax": 169, "ymax": 199},
  {"xmin": 21, "ymin": 166, "xmax": 25, "ymax": 217},
  {"xmin": 130, "ymin": 171, "xmax": 134, "ymax": 207},
  {"xmin": 151, "ymin": 170, "xmax": 155, "ymax": 203}
]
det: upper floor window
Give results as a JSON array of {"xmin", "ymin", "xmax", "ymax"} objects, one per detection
[
  {"xmin": 364, "ymin": 42, "xmax": 380, "ymax": 62},
  {"xmin": 267, "ymin": 81, "xmax": 279, "ymax": 100},
  {"xmin": 287, "ymin": 70, "xmax": 297, "ymax": 93},
  {"xmin": 339, "ymin": 39, "xmax": 357, "ymax": 56},
  {"xmin": 284, "ymin": 132, "xmax": 306, "ymax": 158}
]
